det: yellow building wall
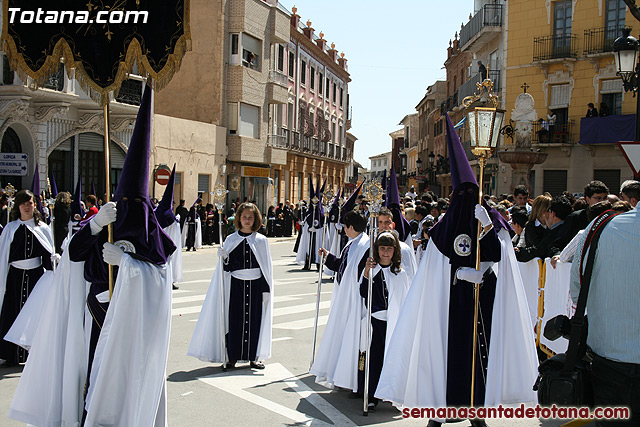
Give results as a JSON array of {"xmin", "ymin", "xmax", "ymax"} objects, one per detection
[
  {"xmin": 506, "ymin": 0, "xmax": 640, "ymax": 128},
  {"xmin": 503, "ymin": 0, "xmax": 638, "ymax": 193}
]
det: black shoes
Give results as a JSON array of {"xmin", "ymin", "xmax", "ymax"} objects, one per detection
[
  {"xmin": 427, "ymin": 421, "xmax": 442, "ymax": 427},
  {"xmin": 222, "ymin": 360, "xmax": 237, "ymax": 371},
  {"xmin": 172, "ymin": 284, "xmax": 179, "ymax": 290},
  {"xmin": 221, "ymin": 360, "xmax": 264, "ymax": 370}
]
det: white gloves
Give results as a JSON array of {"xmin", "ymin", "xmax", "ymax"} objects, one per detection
[
  {"xmin": 456, "ymin": 262, "xmax": 495, "ymax": 284},
  {"xmin": 456, "ymin": 267, "xmax": 485, "ymax": 284},
  {"xmin": 50, "ymin": 253, "xmax": 61, "ymax": 265},
  {"xmin": 102, "ymin": 242, "xmax": 124, "ymax": 266},
  {"xmin": 217, "ymin": 247, "xmax": 228, "ymax": 261},
  {"xmin": 474, "ymin": 204, "xmax": 492, "ymax": 228},
  {"xmin": 263, "ymin": 292, "xmax": 271, "ymax": 305},
  {"xmin": 90, "ymin": 202, "xmax": 117, "ymax": 234}
]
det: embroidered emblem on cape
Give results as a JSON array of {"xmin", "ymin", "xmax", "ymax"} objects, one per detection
[
  {"xmin": 454, "ymin": 234, "xmax": 472, "ymax": 256},
  {"xmin": 115, "ymin": 239, "xmax": 136, "ymax": 254}
]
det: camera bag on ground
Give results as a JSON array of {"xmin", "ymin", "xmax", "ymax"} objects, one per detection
[{"xmin": 533, "ymin": 210, "xmax": 620, "ymax": 407}]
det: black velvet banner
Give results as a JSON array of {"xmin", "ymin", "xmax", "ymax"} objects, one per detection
[{"xmin": 2, "ymin": 0, "xmax": 190, "ymax": 103}]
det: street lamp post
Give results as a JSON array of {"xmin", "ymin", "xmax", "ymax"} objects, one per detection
[
  {"xmin": 462, "ymin": 78, "xmax": 504, "ymax": 407},
  {"xmin": 613, "ymin": 28, "xmax": 640, "ymax": 141},
  {"xmin": 428, "ymin": 152, "xmax": 435, "ymax": 188}
]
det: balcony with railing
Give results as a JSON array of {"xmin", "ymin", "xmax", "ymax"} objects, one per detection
[
  {"xmin": 488, "ymin": 69, "xmax": 500, "ymax": 91},
  {"xmin": 459, "ymin": 4, "xmax": 503, "ymax": 52},
  {"xmin": 279, "ymin": 129, "xmax": 350, "ymax": 163},
  {"xmin": 115, "ymin": 79, "xmax": 143, "ymax": 105},
  {"xmin": 267, "ymin": 133, "xmax": 286, "ymax": 148},
  {"xmin": 531, "ymin": 119, "xmax": 576, "ymax": 144},
  {"xmin": 458, "ymin": 73, "xmax": 483, "ymax": 106},
  {"xmin": 584, "ymin": 26, "xmax": 624, "ymax": 56},
  {"xmin": 268, "ymin": 70, "xmax": 288, "ymax": 104},
  {"xmin": 533, "ymin": 34, "xmax": 578, "ymax": 61},
  {"xmin": 43, "ymin": 64, "xmax": 65, "ymax": 91}
]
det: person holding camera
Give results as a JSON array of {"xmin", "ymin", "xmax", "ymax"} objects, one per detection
[{"xmin": 569, "ymin": 206, "xmax": 640, "ymax": 426}]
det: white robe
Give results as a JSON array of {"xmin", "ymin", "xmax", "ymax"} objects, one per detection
[
  {"xmin": 375, "ymin": 229, "xmax": 538, "ymax": 408},
  {"xmin": 399, "ymin": 241, "xmax": 417, "ymax": 279},
  {"xmin": 195, "ymin": 217, "xmax": 202, "ymax": 248},
  {"xmin": 164, "ymin": 220, "xmax": 183, "ymax": 283},
  {"xmin": 4, "ymin": 270, "xmax": 54, "ymax": 350},
  {"xmin": 360, "ymin": 265, "xmax": 411, "ymax": 357},
  {"xmin": 84, "ymin": 254, "xmax": 172, "ymax": 427},
  {"xmin": 295, "ymin": 222, "xmax": 328, "ymax": 265},
  {"xmin": 322, "ymin": 223, "xmax": 344, "ymax": 277},
  {"xmin": 181, "ymin": 216, "xmax": 202, "ymax": 249},
  {"xmin": 0, "ymin": 218, "xmax": 54, "ymax": 316},
  {"xmin": 188, "ymin": 231, "xmax": 274, "ymax": 363},
  {"xmin": 8, "ymin": 246, "xmax": 88, "ymax": 427},
  {"xmin": 310, "ymin": 232, "xmax": 370, "ymax": 392}
]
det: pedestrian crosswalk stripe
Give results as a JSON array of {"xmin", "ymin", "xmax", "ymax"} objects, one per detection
[
  {"xmin": 273, "ymin": 301, "xmax": 331, "ymax": 317},
  {"xmin": 177, "ymin": 279, "xmax": 211, "ymax": 285},
  {"xmin": 172, "ymin": 294, "xmax": 206, "ymax": 304},
  {"xmin": 198, "ymin": 363, "xmax": 356, "ymax": 426},
  {"xmin": 181, "ymin": 267, "xmax": 215, "ymax": 274},
  {"xmin": 273, "ymin": 315, "xmax": 329, "ymax": 330},
  {"xmin": 172, "ymin": 306, "xmax": 202, "ymax": 316}
]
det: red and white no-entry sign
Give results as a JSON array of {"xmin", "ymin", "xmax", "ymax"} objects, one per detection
[{"xmin": 155, "ymin": 166, "xmax": 171, "ymax": 185}]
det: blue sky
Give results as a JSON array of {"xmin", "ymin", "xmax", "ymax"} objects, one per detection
[{"xmin": 286, "ymin": 0, "xmax": 473, "ymax": 168}]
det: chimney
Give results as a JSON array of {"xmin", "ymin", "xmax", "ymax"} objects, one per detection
[
  {"xmin": 290, "ymin": 5, "xmax": 300, "ymax": 28},
  {"xmin": 327, "ymin": 42, "xmax": 338, "ymax": 62},
  {"xmin": 316, "ymin": 31, "xmax": 326, "ymax": 51},
  {"xmin": 303, "ymin": 20, "xmax": 314, "ymax": 40}
]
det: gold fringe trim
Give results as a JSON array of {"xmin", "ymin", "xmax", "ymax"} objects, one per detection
[{"xmin": 1, "ymin": 0, "xmax": 192, "ymax": 106}]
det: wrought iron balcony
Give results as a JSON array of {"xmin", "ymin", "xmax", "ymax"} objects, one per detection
[
  {"xmin": 531, "ymin": 119, "xmax": 576, "ymax": 144},
  {"xmin": 115, "ymin": 79, "xmax": 142, "ymax": 105},
  {"xmin": 460, "ymin": 4, "xmax": 503, "ymax": 49},
  {"xmin": 278, "ymin": 129, "xmax": 348, "ymax": 162},
  {"xmin": 533, "ymin": 34, "xmax": 578, "ymax": 61},
  {"xmin": 458, "ymin": 73, "xmax": 483, "ymax": 106},
  {"xmin": 489, "ymin": 69, "xmax": 500, "ymax": 91},
  {"xmin": 302, "ymin": 135, "xmax": 312, "ymax": 152},
  {"xmin": 43, "ymin": 64, "xmax": 64, "ymax": 91},
  {"xmin": 584, "ymin": 26, "xmax": 624, "ymax": 55},
  {"xmin": 292, "ymin": 131, "xmax": 301, "ymax": 150}
]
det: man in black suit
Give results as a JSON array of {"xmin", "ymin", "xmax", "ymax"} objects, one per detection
[
  {"xmin": 515, "ymin": 196, "xmax": 573, "ymax": 262},
  {"xmin": 566, "ymin": 180, "xmax": 609, "ymax": 238}
]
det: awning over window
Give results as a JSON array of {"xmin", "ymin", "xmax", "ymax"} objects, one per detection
[{"xmin": 579, "ymin": 115, "xmax": 635, "ymax": 145}]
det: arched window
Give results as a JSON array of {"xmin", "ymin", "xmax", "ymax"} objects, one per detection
[{"xmin": 1, "ymin": 127, "xmax": 21, "ymax": 153}]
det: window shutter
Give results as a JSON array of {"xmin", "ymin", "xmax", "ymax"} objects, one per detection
[{"xmin": 549, "ymin": 84, "xmax": 570, "ymax": 109}]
